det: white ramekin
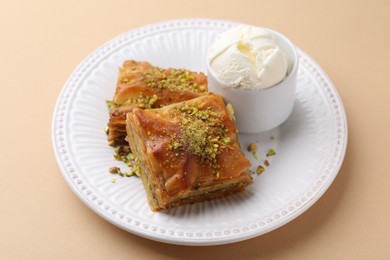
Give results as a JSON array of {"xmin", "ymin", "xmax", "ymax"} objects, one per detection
[{"xmin": 207, "ymin": 28, "xmax": 299, "ymax": 133}]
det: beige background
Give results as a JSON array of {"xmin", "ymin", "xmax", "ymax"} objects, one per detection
[{"xmin": 1, "ymin": 0, "xmax": 389, "ymax": 259}]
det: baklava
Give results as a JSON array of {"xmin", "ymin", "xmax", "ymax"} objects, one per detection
[
  {"xmin": 126, "ymin": 93, "xmax": 252, "ymax": 211},
  {"xmin": 107, "ymin": 60, "xmax": 208, "ymax": 146}
]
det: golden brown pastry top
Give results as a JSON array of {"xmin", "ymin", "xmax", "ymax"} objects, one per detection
[
  {"xmin": 113, "ymin": 60, "xmax": 208, "ymax": 107},
  {"xmin": 128, "ymin": 93, "xmax": 251, "ymax": 196}
]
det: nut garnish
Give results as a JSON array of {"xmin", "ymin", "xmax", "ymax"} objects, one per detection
[
  {"xmin": 264, "ymin": 159, "xmax": 270, "ymax": 167},
  {"xmin": 142, "ymin": 68, "xmax": 207, "ymax": 93},
  {"xmin": 169, "ymin": 103, "xmax": 231, "ymax": 177},
  {"xmin": 247, "ymin": 143, "xmax": 258, "ymax": 159},
  {"xmin": 109, "ymin": 146, "xmax": 140, "ymax": 178},
  {"xmin": 256, "ymin": 165, "xmax": 265, "ymax": 175},
  {"xmin": 266, "ymin": 148, "xmax": 276, "ymax": 157}
]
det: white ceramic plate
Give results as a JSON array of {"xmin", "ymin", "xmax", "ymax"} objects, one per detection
[{"xmin": 52, "ymin": 19, "xmax": 347, "ymax": 246}]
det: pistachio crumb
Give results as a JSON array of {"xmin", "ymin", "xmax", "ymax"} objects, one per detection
[
  {"xmin": 247, "ymin": 143, "xmax": 258, "ymax": 159},
  {"xmin": 266, "ymin": 149, "xmax": 276, "ymax": 157},
  {"xmin": 111, "ymin": 178, "xmax": 116, "ymax": 183},
  {"xmin": 256, "ymin": 165, "xmax": 265, "ymax": 175},
  {"xmin": 223, "ymin": 137, "xmax": 231, "ymax": 144},
  {"xmin": 247, "ymin": 143, "xmax": 257, "ymax": 152},
  {"xmin": 109, "ymin": 166, "xmax": 120, "ymax": 174},
  {"xmin": 264, "ymin": 159, "xmax": 270, "ymax": 167},
  {"xmin": 106, "ymin": 100, "xmax": 113, "ymax": 108}
]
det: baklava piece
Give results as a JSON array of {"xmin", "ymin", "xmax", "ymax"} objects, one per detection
[
  {"xmin": 107, "ymin": 60, "xmax": 208, "ymax": 146},
  {"xmin": 126, "ymin": 93, "xmax": 252, "ymax": 211}
]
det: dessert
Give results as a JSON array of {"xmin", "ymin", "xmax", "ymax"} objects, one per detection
[
  {"xmin": 126, "ymin": 93, "xmax": 252, "ymax": 211},
  {"xmin": 207, "ymin": 25, "xmax": 299, "ymax": 133},
  {"xmin": 107, "ymin": 60, "xmax": 208, "ymax": 147},
  {"xmin": 208, "ymin": 25, "xmax": 288, "ymax": 89}
]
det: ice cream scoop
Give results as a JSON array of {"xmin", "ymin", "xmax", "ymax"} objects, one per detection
[
  {"xmin": 207, "ymin": 25, "xmax": 299, "ymax": 133},
  {"xmin": 208, "ymin": 25, "xmax": 289, "ymax": 89}
]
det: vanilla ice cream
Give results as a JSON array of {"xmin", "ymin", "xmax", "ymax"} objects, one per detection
[{"xmin": 208, "ymin": 25, "xmax": 289, "ymax": 89}]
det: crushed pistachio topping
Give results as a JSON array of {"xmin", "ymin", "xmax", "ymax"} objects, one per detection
[
  {"xmin": 109, "ymin": 93, "xmax": 158, "ymax": 109},
  {"xmin": 106, "ymin": 100, "xmax": 122, "ymax": 108},
  {"xmin": 111, "ymin": 178, "xmax": 116, "ymax": 183},
  {"xmin": 266, "ymin": 148, "xmax": 276, "ymax": 157},
  {"xmin": 169, "ymin": 103, "xmax": 231, "ymax": 176},
  {"xmin": 122, "ymin": 67, "xmax": 207, "ymax": 93},
  {"xmin": 124, "ymin": 93, "xmax": 158, "ymax": 109}
]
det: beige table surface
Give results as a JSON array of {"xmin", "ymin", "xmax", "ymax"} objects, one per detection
[{"xmin": 1, "ymin": 0, "xmax": 389, "ymax": 259}]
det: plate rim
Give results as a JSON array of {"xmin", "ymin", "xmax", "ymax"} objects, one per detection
[{"xmin": 51, "ymin": 18, "xmax": 348, "ymax": 246}]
